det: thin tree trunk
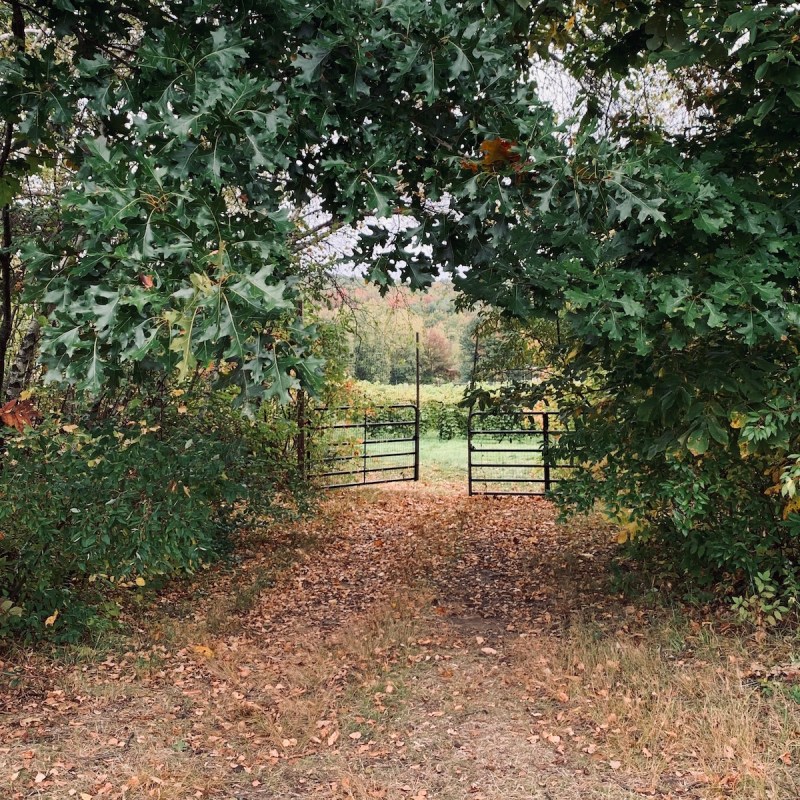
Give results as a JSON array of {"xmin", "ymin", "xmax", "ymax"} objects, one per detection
[
  {"xmin": 0, "ymin": 1, "xmax": 25, "ymax": 396},
  {"xmin": 0, "ymin": 203, "xmax": 12, "ymax": 395},
  {"xmin": 5, "ymin": 317, "xmax": 40, "ymax": 400}
]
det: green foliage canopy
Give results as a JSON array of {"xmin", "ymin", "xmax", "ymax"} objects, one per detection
[
  {"xmin": 412, "ymin": 1, "xmax": 800, "ymax": 596},
  {"xmin": 4, "ymin": 0, "xmax": 800, "ymax": 602},
  {"xmin": 2, "ymin": 0, "xmax": 531, "ymax": 402}
]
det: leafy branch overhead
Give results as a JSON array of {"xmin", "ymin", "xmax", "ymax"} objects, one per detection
[
  {"xmin": 431, "ymin": 1, "xmax": 800, "ymax": 601},
  {"xmin": 5, "ymin": 0, "xmax": 539, "ymax": 402}
]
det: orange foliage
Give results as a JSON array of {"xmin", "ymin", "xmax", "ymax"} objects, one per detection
[
  {"xmin": 461, "ymin": 137, "xmax": 521, "ymax": 173},
  {"xmin": 0, "ymin": 398, "xmax": 41, "ymax": 432}
]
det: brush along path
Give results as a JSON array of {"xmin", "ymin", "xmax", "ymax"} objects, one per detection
[{"xmin": 1, "ymin": 486, "xmax": 798, "ymax": 800}]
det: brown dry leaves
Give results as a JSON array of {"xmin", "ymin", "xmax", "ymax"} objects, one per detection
[
  {"xmin": 0, "ymin": 398, "xmax": 40, "ymax": 432},
  {"xmin": 1, "ymin": 485, "xmax": 798, "ymax": 799}
]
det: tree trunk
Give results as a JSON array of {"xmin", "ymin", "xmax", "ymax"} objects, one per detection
[
  {"xmin": 4, "ymin": 317, "xmax": 40, "ymax": 400},
  {"xmin": 0, "ymin": 2, "xmax": 26, "ymax": 397}
]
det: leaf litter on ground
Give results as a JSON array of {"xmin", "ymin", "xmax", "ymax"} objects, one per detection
[{"xmin": 1, "ymin": 483, "xmax": 799, "ymax": 799}]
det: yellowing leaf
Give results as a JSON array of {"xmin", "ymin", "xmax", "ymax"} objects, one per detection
[
  {"xmin": 135, "ymin": 577, "xmax": 146, "ymax": 587},
  {"xmin": 44, "ymin": 610, "xmax": 59, "ymax": 627},
  {"xmin": 783, "ymin": 496, "xmax": 800, "ymax": 520},
  {"xmin": 479, "ymin": 137, "xmax": 519, "ymax": 168},
  {"xmin": 617, "ymin": 521, "xmax": 641, "ymax": 544}
]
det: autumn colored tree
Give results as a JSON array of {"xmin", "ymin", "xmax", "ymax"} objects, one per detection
[{"xmin": 420, "ymin": 326, "xmax": 456, "ymax": 383}]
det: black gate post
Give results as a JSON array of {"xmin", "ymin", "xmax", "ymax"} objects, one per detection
[
  {"xmin": 542, "ymin": 412, "xmax": 551, "ymax": 493},
  {"xmin": 295, "ymin": 298, "xmax": 307, "ymax": 477},
  {"xmin": 296, "ymin": 388, "xmax": 307, "ymax": 477},
  {"xmin": 414, "ymin": 332, "xmax": 420, "ymax": 482},
  {"xmin": 413, "ymin": 405, "xmax": 420, "ymax": 482},
  {"xmin": 467, "ymin": 409, "xmax": 474, "ymax": 496},
  {"xmin": 363, "ymin": 409, "xmax": 368, "ymax": 485}
]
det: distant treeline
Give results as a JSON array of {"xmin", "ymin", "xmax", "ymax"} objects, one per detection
[{"xmin": 323, "ymin": 279, "xmax": 555, "ymax": 385}]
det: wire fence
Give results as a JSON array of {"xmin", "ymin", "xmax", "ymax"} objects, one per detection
[
  {"xmin": 307, "ymin": 404, "xmax": 419, "ymax": 489},
  {"xmin": 468, "ymin": 409, "xmax": 573, "ymax": 496}
]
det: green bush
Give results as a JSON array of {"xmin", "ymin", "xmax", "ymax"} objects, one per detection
[
  {"xmin": 0, "ymin": 390, "xmax": 302, "ymax": 642},
  {"xmin": 435, "ymin": 405, "xmax": 467, "ymax": 440},
  {"xmin": 344, "ymin": 381, "xmax": 472, "ymax": 438},
  {"xmin": 555, "ymin": 413, "xmax": 800, "ymax": 621}
]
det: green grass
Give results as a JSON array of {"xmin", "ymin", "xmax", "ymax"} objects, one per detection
[
  {"xmin": 421, "ymin": 432, "xmax": 571, "ymax": 491},
  {"xmin": 419, "ymin": 433, "xmax": 468, "ymax": 481}
]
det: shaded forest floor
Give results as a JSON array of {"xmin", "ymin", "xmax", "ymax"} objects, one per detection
[{"xmin": 2, "ymin": 484, "xmax": 800, "ymax": 799}]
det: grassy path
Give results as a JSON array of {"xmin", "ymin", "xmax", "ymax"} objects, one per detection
[{"xmin": 2, "ymin": 485, "xmax": 799, "ymax": 799}]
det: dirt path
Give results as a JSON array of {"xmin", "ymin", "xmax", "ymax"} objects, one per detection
[{"xmin": 1, "ymin": 486, "xmax": 798, "ymax": 799}]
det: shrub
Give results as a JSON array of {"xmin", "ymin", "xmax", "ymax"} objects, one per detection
[
  {"xmin": 341, "ymin": 381, "xmax": 472, "ymax": 438},
  {"xmin": 0, "ymin": 389, "xmax": 303, "ymax": 642},
  {"xmin": 554, "ymin": 413, "xmax": 800, "ymax": 621}
]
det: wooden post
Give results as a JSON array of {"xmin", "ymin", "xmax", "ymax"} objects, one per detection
[{"xmin": 295, "ymin": 298, "xmax": 307, "ymax": 475}]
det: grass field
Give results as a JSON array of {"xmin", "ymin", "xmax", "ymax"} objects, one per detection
[{"xmin": 419, "ymin": 433, "xmax": 467, "ymax": 481}]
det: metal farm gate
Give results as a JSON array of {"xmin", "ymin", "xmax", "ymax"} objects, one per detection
[
  {"xmin": 467, "ymin": 409, "xmax": 571, "ymax": 496},
  {"xmin": 308, "ymin": 404, "xmax": 419, "ymax": 489}
]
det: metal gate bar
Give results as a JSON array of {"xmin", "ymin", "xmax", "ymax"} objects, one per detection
[
  {"xmin": 468, "ymin": 409, "xmax": 571, "ymax": 497},
  {"xmin": 309, "ymin": 403, "xmax": 419, "ymax": 489}
]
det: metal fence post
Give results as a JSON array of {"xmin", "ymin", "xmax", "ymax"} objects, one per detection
[
  {"xmin": 296, "ymin": 388, "xmax": 307, "ymax": 477},
  {"xmin": 413, "ymin": 405, "xmax": 420, "ymax": 482},
  {"xmin": 363, "ymin": 409, "xmax": 368, "ymax": 485},
  {"xmin": 542, "ymin": 412, "xmax": 551, "ymax": 493},
  {"xmin": 414, "ymin": 331, "xmax": 420, "ymax": 482},
  {"xmin": 467, "ymin": 410, "xmax": 474, "ymax": 496}
]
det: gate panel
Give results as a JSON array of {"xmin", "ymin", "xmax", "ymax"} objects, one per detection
[
  {"xmin": 309, "ymin": 404, "xmax": 419, "ymax": 489},
  {"xmin": 468, "ymin": 409, "xmax": 571, "ymax": 496}
]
